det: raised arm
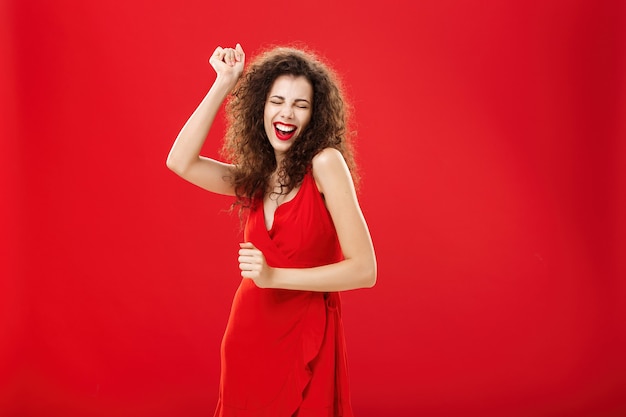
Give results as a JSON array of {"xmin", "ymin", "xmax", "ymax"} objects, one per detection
[
  {"xmin": 239, "ymin": 148, "xmax": 377, "ymax": 291},
  {"xmin": 166, "ymin": 44, "xmax": 245, "ymax": 196}
]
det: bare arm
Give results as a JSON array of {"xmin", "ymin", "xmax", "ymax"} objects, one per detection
[
  {"xmin": 238, "ymin": 148, "xmax": 377, "ymax": 291},
  {"xmin": 166, "ymin": 44, "xmax": 245, "ymax": 196}
]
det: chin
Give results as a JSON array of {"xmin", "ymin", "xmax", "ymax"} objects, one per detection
[{"xmin": 270, "ymin": 139, "xmax": 294, "ymax": 155}]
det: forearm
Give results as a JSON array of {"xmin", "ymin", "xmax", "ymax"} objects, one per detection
[
  {"xmin": 166, "ymin": 76, "xmax": 234, "ymax": 173},
  {"xmin": 268, "ymin": 257, "xmax": 377, "ymax": 292}
]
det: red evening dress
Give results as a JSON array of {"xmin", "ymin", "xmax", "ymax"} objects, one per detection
[{"xmin": 213, "ymin": 170, "xmax": 354, "ymax": 417}]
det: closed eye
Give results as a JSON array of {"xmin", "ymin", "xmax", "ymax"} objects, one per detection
[{"xmin": 295, "ymin": 99, "xmax": 311, "ymax": 109}]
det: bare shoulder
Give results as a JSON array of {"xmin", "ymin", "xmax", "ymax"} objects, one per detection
[
  {"xmin": 312, "ymin": 147, "xmax": 345, "ymax": 166},
  {"xmin": 311, "ymin": 148, "xmax": 353, "ymax": 195}
]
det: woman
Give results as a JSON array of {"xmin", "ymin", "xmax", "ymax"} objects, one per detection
[{"xmin": 167, "ymin": 43, "xmax": 376, "ymax": 417}]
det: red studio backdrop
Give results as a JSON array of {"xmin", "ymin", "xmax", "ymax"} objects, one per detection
[{"xmin": 2, "ymin": 1, "xmax": 625, "ymax": 416}]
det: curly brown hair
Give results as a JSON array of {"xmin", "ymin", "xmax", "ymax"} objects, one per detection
[{"xmin": 221, "ymin": 45, "xmax": 358, "ymax": 209}]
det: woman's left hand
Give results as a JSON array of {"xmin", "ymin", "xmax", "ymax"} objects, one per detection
[{"xmin": 238, "ymin": 242, "xmax": 274, "ymax": 288}]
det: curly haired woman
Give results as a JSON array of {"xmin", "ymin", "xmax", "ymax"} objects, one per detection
[{"xmin": 167, "ymin": 43, "xmax": 377, "ymax": 417}]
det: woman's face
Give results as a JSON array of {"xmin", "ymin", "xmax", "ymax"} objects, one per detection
[{"xmin": 263, "ymin": 74, "xmax": 313, "ymax": 160}]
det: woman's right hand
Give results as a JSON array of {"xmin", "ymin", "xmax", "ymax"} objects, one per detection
[
  {"xmin": 209, "ymin": 43, "xmax": 245, "ymax": 85},
  {"xmin": 166, "ymin": 43, "xmax": 244, "ymax": 194}
]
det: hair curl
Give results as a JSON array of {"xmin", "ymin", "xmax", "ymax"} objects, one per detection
[{"xmin": 221, "ymin": 45, "xmax": 358, "ymax": 210}]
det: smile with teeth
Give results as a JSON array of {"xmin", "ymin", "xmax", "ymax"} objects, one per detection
[{"xmin": 274, "ymin": 122, "xmax": 297, "ymax": 141}]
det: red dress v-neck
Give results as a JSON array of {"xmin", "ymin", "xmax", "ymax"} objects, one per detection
[{"xmin": 213, "ymin": 171, "xmax": 354, "ymax": 417}]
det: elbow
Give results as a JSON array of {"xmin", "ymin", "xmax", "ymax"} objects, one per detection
[
  {"xmin": 345, "ymin": 254, "xmax": 377, "ymax": 290},
  {"xmin": 359, "ymin": 260, "xmax": 377, "ymax": 289},
  {"xmin": 166, "ymin": 152, "xmax": 178, "ymax": 172},
  {"xmin": 166, "ymin": 156, "xmax": 175, "ymax": 172},
  {"xmin": 365, "ymin": 266, "xmax": 377, "ymax": 288},
  {"xmin": 166, "ymin": 154, "xmax": 186, "ymax": 176}
]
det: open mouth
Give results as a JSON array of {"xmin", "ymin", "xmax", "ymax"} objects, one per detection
[{"xmin": 274, "ymin": 122, "xmax": 297, "ymax": 141}]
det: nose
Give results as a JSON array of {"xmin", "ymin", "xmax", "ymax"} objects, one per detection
[{"xmin": 279, "ymin": 104, "xmax": 294, "ymax": 119}]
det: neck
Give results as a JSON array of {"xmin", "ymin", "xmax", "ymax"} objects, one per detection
[{"xmin": 274, "ymin": 151, "xmax": 286, "ymax": 168}]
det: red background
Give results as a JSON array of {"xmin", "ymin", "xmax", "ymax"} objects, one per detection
[{"xmin": 2, "ymin": 1, "xmax": 626, "ymax": 416}]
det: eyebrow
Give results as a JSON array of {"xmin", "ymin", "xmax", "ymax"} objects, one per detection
[{"xmin": 269, "ymin": 95, "xmax": 311, "ymax": 104}]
